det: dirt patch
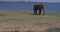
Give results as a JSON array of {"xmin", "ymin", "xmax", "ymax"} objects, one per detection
[{"xmin": 0, "ymin": 23, "xmax": 49, "ymax": 32}]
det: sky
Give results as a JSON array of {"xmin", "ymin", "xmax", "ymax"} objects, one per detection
[{"xmin": 1, "ymin": 0, "xmax": 60, "ymax": 3}]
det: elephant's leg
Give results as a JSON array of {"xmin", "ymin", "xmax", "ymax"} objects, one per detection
[
  {"xmin": 39, "ymin": 9, "xmax": 41, "ymax": 15},
  {"xmin": 42, "ymin": 11, "xmax": 45, "ymax": 15},
  {"xmin": 42, "ymin": 9, "xmax": 45, "ymax": 15},
  {"xmin": 34, "ymin": 9, "xmax": 37, "ymax": 15}
]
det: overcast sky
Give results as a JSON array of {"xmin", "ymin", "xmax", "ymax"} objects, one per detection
[{"xmin": 1, "ymin": 0, "xmax": 60, "ymax": 3}]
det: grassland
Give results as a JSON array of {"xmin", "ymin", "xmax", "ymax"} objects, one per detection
[{"xmin": 0, "ymin": 12, "xmax": 60, "ymax": 32}]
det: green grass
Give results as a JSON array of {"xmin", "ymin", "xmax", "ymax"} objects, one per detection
[
  {"xmin": 0, "ymin": 13, "xmax": 6, "ymax": 16},
  {"xmin": 0, "ymin": 12, "xmax": 60, "ymax": 23},
  {"xmin": 46, "ymin": 12, "xmax": 60, "ymax": 17},
  {"xmin": 43, "ymin": 28, "xmax": 60, "ymax": 32}
]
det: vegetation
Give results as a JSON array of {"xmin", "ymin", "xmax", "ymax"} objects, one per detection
[
  {"xmin": 0, "ymin": 12, "xmax": 60, "ymax": 32},
  {"xmin": 43, "ymin": 28, "xmax": 60, "ymax": 32}
]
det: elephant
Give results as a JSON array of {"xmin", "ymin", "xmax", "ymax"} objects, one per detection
[{"xmin": 33, "ymin": 3, "xmax": 45, "ymax": 15}]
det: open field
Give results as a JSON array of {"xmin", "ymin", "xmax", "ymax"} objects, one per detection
[{"xmin": 0, "ymin": 12, "xmax": 60, "ymax": 32}]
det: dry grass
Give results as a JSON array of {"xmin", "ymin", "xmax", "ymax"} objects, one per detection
[{"xmin": 0, "ymin": 12, "xmax": 60, "ymax": 32}]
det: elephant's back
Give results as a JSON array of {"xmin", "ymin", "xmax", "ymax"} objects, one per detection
[
  {"xmin": 34, "ymin": 4, "xmax": 44, "ymax": 9},
  {"xmin": 34, "ymin": 5, "xmax": 40, "ymax": 9}
]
